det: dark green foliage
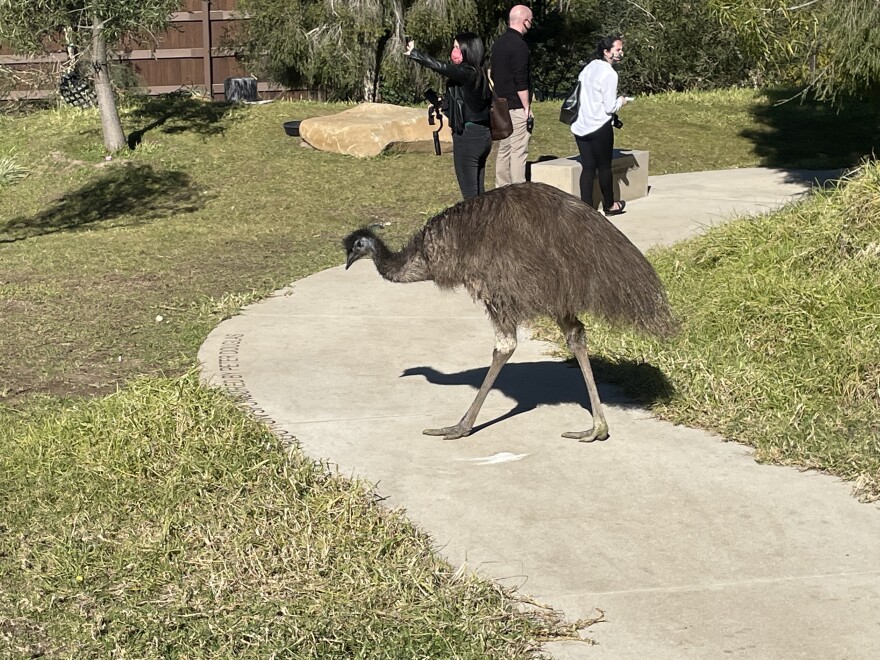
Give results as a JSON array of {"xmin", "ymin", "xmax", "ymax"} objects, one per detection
[
  {"xmin": 237, "ymin": 0, "xmax": 481, "ymax": 102},
  {"xmin": 709, "ymin": 0, "xmax": 880, "ymax": 103},
  {"xmin": 235, "ymin": 0, "xmax": 756, "ymax": 101},
  {"xmin": 590, "ymin": 0, "xmax": 755, "ymax": 94},
  {"xmin": 810, "ymin": 0, "xmax": 880, "ymax": 101},
  {"xmin": 527, "ymin": 5, "xmax": 599, "ymax": 99},
  {"xmin": 236, "ymin": 0, "xmax": 382, "ymax": 100}
]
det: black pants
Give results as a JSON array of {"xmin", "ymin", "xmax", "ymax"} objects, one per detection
[
  {"xmin": 575, "ymin": 120, "xmax": 615, "ymax": 210},
  {"xmin": 453, "ymin": 123, "xmax": 492, "ymax": 199}
]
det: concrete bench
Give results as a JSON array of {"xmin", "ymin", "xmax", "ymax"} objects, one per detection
[{"xmin": 529, "ymin": 149, "xmax": 649, "ymax": 207}]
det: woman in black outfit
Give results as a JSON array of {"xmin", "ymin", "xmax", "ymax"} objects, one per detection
[{"xmin": 406, "ymin": 33, "xmax": 492, "ymax": 200}]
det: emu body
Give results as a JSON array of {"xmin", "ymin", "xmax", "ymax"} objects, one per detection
[{"xmin": 343, "ymin": 182, "xmax": 674, "ymax": 441}]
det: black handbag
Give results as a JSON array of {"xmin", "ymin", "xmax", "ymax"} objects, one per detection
[{"xmin": 559, "ymin": 80, "xmax": 581, "ymax": 124}]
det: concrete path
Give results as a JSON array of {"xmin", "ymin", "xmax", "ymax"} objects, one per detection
[{"xmin": 199, "ymin": 168, "xmax": 880, "ymax": 659}]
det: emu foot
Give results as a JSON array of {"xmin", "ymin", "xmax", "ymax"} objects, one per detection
[
  {"xmin": 423, "ymin": 423, "xmax": 472, "ymax": 440},
  {"xmin": 562, "ymin": 424, "xmax": 610, "ymax": 443}
]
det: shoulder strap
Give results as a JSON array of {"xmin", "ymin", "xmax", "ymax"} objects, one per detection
[{"xmin": 487, "ymin": 69, "xmax": 499, "ymax": 100}]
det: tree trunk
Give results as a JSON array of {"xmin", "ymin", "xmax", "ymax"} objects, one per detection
[
  {"xmin": 63, "ymin": 27, "xmax": 77, "ymax": 73},
  {"xmin": 362, "ymin": 62, "xmax": 377, "ymax": 102},
  {"xmin": 91, "ymin": 15, "xmax": 126, "ymax": 152},
  {"xmin": 370, "ymin": 28, "xmax": 392, "ymax": 103}
]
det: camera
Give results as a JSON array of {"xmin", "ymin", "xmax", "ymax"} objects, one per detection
[
  {"xmin": 526, "ymin": 115, "xmax": 534, "ymax": 133},
  {"xmin": 423, "ymin": 88, "xmax": 441, "ymax": 118},
  {"xmin": 423, "ymin": 88, "xmax": 444, "ymax": 155},
  {"xmin": 427, "ymin": 104, "xmax": 440, "ymax": 126},
  {"xmin": 611, "ymin": 113, "xmax": 623, "ymax": 129}
]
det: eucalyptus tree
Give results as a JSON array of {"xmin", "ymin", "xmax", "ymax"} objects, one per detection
[
  {"xmin": 709, "ymin": 0, "xmax": 880, "ymax": 101},
  {"xmin": 0, "ymin": 0, "xmax": 184, "ymax": 151}
]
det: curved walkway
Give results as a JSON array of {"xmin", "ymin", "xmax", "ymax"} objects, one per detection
[{"xmin": 199, "ymin": 168, "xmax": 880, "ymax": 659}]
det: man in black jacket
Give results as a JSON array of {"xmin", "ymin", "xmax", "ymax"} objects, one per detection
[{"xmin": 490, "ymin": 4, "xmax": 533, "ymax": 187}]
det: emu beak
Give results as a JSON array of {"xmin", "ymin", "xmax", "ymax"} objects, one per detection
[{"xmin": 345, "ymin": 252, "xmax": 357, "ymax": 270}]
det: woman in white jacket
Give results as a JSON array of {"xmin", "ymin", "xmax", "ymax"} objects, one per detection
[{"xmin": 571, "ymin": 36, "xmax": 629, "ymax": 215}]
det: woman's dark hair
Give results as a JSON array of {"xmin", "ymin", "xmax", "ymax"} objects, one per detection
[
  {"xmin": 455, "ymin": 32, "xmax": 486, "ymax": 70},
  {"xmin": 596, "ymin": 35, "xmax": 623, "ymax": 59},
  {"xmin": 454, "ymin": 31, "xmax": 488, "ymax": 93}
]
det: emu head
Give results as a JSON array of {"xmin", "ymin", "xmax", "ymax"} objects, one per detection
[{"xmin": 342, "ymin": 227, "xmax": 379, "ymax": 270}]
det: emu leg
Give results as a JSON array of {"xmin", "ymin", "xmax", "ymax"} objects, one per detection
[
  {"xmin": 424, "ymin": 330, "xmax": 516, "ymax": 440},
  {"xmin": 558, "ymin": 315, "xmax": 610, "ymax": 442}
]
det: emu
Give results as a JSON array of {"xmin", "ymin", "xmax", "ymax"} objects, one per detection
[{"xmin": 343, "ymin": 182, "xmax": 674, "ymax": 442}]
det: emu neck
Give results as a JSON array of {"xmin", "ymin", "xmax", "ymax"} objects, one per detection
[{"xmin": 372, "ymin": 237, "xmax": 429, "ymax": 283}]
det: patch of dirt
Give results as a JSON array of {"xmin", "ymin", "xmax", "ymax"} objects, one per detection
[
  {"xmin": 0, "ymin": 617, "xmax": 51, "ymax": 658},
  {"xmin": 0, "ymin": 299, "xmax": 36, "ymax": 313},
  {"xmin": 49, "ymin": 150, "xmax": 86, "ymax": 169},
  {"xmin": 93, "ymin": 157, "xmax": 132, "ymax": 169}
]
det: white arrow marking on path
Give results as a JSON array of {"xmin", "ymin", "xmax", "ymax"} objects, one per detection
[{"xmin": 456, "ymin": 452, "xmax": 530, "ymax": 465}]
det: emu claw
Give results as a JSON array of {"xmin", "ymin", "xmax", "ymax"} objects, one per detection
[
  {"xmin": 423, "ymin": 424, "xmax": 472, "ymax": 440},
  {"xmin": 562, "ymin": 425, "xmax": 610, "ymax": 443}
]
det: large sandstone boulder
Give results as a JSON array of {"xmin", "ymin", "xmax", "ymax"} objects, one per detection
[{"xmin": 299, "ymin": 102, "xmax": 453, "ymax": 158}]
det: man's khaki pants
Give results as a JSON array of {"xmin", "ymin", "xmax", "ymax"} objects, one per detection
[{"xmin": 494, "ymin": 108, "xmax": 531, "ymax": 187}]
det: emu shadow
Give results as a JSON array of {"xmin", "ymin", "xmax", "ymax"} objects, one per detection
[
  {"xmin": 127, "ymin": 93, "xmax": 236, "ymax": 148},
  {"xmin": 742, "ymin": 89, "xmax": 880, "ymax": 175},
  {"xmin": 1, "ymin": 163, "xmax": 203, "ymax": 243},
  {"xmin": 402, "ymin": 358, "xmax": 673, "ymax": 434}
]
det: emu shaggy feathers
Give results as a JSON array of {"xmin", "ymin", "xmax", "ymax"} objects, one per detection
[
  {"xmin": 343, "ymin": 182, "xmax": 674, "ymax": 337},
  {"xmin": 342, "ymin": 181, "xmax": 674, "ymax": 442}
]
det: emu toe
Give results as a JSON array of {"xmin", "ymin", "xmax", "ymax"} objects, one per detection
[
  {"xmin": 562, "ymin": 423, "xmax": 610, "ymax": 443},
  {"xmin": 423, "ymin": 424, "xmax": 472, "ymax": 440}
]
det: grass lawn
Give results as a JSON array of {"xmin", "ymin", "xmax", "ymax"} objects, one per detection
[
  {"xmin": 1, "ymin": 87, "xmax": 878, "ymax": 656},
  {"xmin": 534, "ymin": 162, "xmax": 880, "ymax": 500}
]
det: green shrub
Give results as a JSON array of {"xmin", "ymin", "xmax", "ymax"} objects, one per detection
[
  {"xmin": 579, "ymin": 0, "xmax": 756, "ymax": 94},
  {"xmin": 0, "ymin": 153, "xmax": 28, "ymax": 186}
]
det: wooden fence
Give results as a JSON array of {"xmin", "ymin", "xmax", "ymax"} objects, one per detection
[{"xmin": 0, "ymin": 0, "xmax": 305, "ymax": 101}]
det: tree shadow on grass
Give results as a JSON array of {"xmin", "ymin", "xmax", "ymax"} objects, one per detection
[
  {"xmin": 0, "ymin": 162, "xmax": 203, "ymax": 243},
  {"xmin": 742, "ymin": 89, "xmax": 880, "ymax": 176},
  {"xmin": 402, "ymin": 357, "xmax": 673, "ymax": 434},
  {"xmin": 126, "ymin": 93, "xmax": 237, "ymax": 148}
]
